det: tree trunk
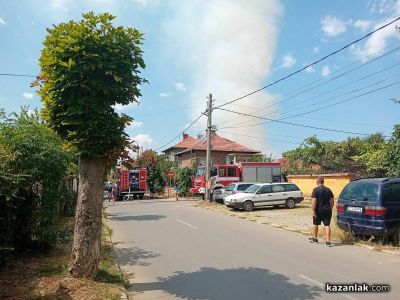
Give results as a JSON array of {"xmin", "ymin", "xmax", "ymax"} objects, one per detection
[{"xmin": 69, "ymin": 156, "xmax": 104, "ymax": 278}]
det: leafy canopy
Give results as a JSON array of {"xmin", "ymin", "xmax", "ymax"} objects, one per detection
[{"xmin": 38, "ymin": 12, "xmax": 146, "ymax": 159}]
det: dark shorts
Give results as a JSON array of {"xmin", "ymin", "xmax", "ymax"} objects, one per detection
[{"xmin": 313, "ymin": 211, "xmax": 332, "ymax": 226}]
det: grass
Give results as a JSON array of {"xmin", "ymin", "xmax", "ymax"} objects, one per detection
[
  {"xmin": 0, "ymin": 216, "xmax": 127, "ymax": 299},
  {"xmin": 95, "ymin": 224, "xmax": 128, "ymax": 287}
]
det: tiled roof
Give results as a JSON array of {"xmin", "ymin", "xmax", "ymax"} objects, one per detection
[
  {"xmin": 168, "ymin": 136, "xmax": 200, "ymax": 150},
  {"xmin": 164, "ymin": 134, "xmax": 259, "ymax": 154}
]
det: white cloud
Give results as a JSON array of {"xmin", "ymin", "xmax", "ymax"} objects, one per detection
[
  {"xmin": 132, "ymin": 134, "xmax": 156, "ymax": 150},
  {"xmin": 0, "ymin": 17, "xmax": 5, "ymax": 25},
  {"xmin": 159, "ymin": 92, "xmax": 170, "ymax": 97},
  {"xmin": 174, "ymin": 82, "xmax": 187, "ymax": 92},
  {"xmin": 128, "ymin": 120, "xmax": 143, "ymax": 128},
  {"xmin": 351, "ymin": 17, "xmax": 400, "ymax": 62},
  {"xmin": 113, "ymin": 101, "xmax": 139, "ymax": 111},
  {"xmin": 163, "ymin": 0, "xmax": 282, "ymax": 154},
  {"xmin": 321, "ymin": 15, "xmax": 347, "ymax": 37},
  {"xmin": 132, "ymin": 0, "xmax": 159, "ymax": 6},
  {"xmin": 321, "ymin": 65, "xmax": 331, "ymax": 77},
  {"xmin": 51, "ymin": 0, "xmax": 69, "ymax": 12},
  {"xmin": 280, "ymin": 53, "xmax": 296, "ymax": 68},
  {"xmin": 305, "ymin": 65, "xmax": 315, "ymax": 73},
  {"xmin": 354, "ymin": 19, "xmax": 371, "ymax": 31},
  {"xmin": 22, "ymin": 92, "xmax": 34, "ymax": 99},
  {"xmin": 313, "ymin": 46, "xmax": 319, "ymax": 54}
]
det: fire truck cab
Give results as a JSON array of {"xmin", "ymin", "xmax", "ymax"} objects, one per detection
[
  {"xmin": 116, "ymin": 166, "xmax": 147, "ymax": 200},
  {"xmin": 190, "ymin": 162, "xmax": 281, "ymax": 196}
]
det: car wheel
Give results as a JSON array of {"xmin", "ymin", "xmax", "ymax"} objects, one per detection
[
  {"xmin": 393, "ymin": 227, "xmax": 400, "ymax": 246},
  {"xmin": 285, "ymin": 198, "xmax": 296, "ymax": 209},
  {"xmin": 243, "ymin": 200, "xmax": 254, "ymax": 212}
]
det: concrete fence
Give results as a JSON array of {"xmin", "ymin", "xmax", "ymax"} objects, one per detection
[{"xmin": 287, "ymin": 173, "xmax": 357, "ymax": 198}]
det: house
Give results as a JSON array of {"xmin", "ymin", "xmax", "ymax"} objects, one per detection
[{"xmin": 163, "ymin": 131, "xmax": 260, "ymax": 168}]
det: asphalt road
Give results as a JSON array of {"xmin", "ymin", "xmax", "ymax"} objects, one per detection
[{"xmin": 105, "ymin": 199, "xmax": 400, "ymax": 300}]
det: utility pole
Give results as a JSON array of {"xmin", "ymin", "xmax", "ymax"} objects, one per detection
[{"xmin": 205, "ymin": 93, "xmax": 213, "ymax": 202}]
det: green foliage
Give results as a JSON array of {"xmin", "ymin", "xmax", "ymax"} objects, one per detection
[
  {"xmin": 282, "ymin": 131, "xmax": 397, "ymax": 177},
  {"xmin": 250, "ymin": 153, "xmax": 273, "ymax": 162},
  {"xmin": 386, "ymin": 125, "xmax": 400, "ymax": 177},
  {"xmin": 135, "ymin": 150, "xmax": 173, "ymax": 193},
  {"xmin": 0, "ymin": 109, "xmax": 77, "ymax": 265},
  {"xmin": 175, "ymin": 165, "xmax": 196, "ymax": 196},
  {"xmin": 38, "ymin": 12, "xmax": 146, "ymax": 160}
]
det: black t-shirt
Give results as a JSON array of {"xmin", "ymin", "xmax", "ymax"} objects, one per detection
[{"xmin": 311, "ymin": 185, "xmax": 334, "ymax": 214}]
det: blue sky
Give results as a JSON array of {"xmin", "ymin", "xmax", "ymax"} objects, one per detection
[{"xmin": 0, "ymin": 0, "xmax": 399, "ymax": 157}]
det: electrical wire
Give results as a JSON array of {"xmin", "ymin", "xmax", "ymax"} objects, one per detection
[
  {"xmin": 218, "ymin": 130, "xmax": 302, "ymax": 145},
  {"xmin": 216, "ymin": 107, "xmax": 385, "ymax": 136},
  {"xmin": 154, "ymin": 112, "xmax": 205, "ymax": 151},
  {"xmin": 217, "ymin": 44, "xmax": 400, "ymax": 129},
  {"xmin": 0, "ymin": 73, "xmax": 36, "ymax": 77},
  {"xmin": 218, "ymin": 68, "xmax": 400, "ymax": 130},
  {"xmin": 214, "ymin": 16, "xmax": 400, "ymax": 110}
]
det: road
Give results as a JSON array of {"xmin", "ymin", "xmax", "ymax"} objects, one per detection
[{"xmin": 105, "ymin": 199, "xmax": 400, "ymax": 300}]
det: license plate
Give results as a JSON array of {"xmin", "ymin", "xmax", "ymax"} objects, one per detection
[{"xmin": 347, "ymin": 206, "xmax": 362, "ymax": 213}]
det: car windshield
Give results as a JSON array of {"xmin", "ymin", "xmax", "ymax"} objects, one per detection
[
  {"xmin": 244, "ymin": 184, "xmax": 260, "ymax": 193},
  {"xmin": 195, "ymin": 168, "xmax": 205, "ymax": 177},
  {"xmin": 339, "ymin": 182, "xmax": 379, "ymax": 202},
  {"xmin": 225, "ymin": 184, "xmax": 235, "ymax": 191}
]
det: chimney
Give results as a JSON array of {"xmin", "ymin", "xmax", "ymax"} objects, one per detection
[{"xmin": 182, "ymin": 133, "xmax": 189, "ymax": 140}]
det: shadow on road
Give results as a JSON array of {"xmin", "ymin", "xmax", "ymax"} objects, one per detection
[
  {"xmin": 115, "ymin": 246, "xmax": 160, "ymax": 267},
  {"xmin": 129, "ymin": 267, "xmax": 321, "ymax": 300},
  {"xmin": 107, "ymin": 214, "xmax": 167, "ymax": 221}
]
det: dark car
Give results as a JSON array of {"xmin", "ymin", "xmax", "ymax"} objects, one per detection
[{"xmin": 336, "ymin": 178, "xmax": 400, "ymax": 245}]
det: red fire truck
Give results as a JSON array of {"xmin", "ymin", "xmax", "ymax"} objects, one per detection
[
  {"xmin": 116, "ymin": 166, "xmax": 147, "ymax": 200},
  {"xmin": 190, "ymin": 162, "xmax": 281, "ymax": 196}
]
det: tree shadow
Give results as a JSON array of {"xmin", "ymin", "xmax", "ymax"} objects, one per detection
[
  {"xmin": 108, "ymin": 214, "xmax": 167, "ymax": 221},
  {"xmin": 129, "ymin": 267, "xmax": 321, "ymax": 300},
  {"xmin": 115, "ymin": 246, "xmax": 160, "ymax": 267}
]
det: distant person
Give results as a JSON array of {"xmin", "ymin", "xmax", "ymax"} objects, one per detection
[
  {"xmin": 149, "ymin": 182, "xmax": 154, "ymax": 199},
  {"xmin": 309, "ymin": 176, "xmax": 334, "ymax": 247},
  {"xmin": 174, "ymin": 183, "xmax": 180, "ymax": 201},
  {"xmin": 112, "ymin": 183, "xmax": 118, "ymax": 205},
  {"xmin": 107, "ymin": 182, "xmax": 113, "ymax": 202}
]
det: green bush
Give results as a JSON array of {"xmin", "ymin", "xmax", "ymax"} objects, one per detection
[
  {"xmin": 0, "ymin": 109, "xmax": 77, "ymax": 266},
  {"xmin": 175, "ymin": 166, "xmax": 196, "ymax": 196}
]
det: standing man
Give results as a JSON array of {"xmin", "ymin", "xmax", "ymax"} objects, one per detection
[
  {"xmin": 309, "ymin": 176, "xmax": 334, "ymax": 247},
  {"xmin": 174, "ymin": 183, "xmax": 180, "ymax": 201}
]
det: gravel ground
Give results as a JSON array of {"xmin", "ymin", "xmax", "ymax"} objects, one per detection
[{"xmin": 191, "ymin": 199, "xmax": 400, "ymax": 255}]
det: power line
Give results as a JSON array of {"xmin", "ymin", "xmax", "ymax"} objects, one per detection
[
  {"xmin": 216, "ymin": 43, "xmax": 400, "ymax": 129},
  {"xmin": 283, "ymin": 80, "xmax": 400, "ymax": 120},
  {"xmin": 218, "ymin": 130, "xmax": 302, "ymax": 145},
  {"xmin": 0, "ymin": 73, "xmax": 36, "ymax": 78},
  {"xmin": 154, "ymin": 113, "xmax": 205, "ymax": 151},
  {"xmin": 257, "ymin": 46, "xmax": 400, "ymax": 117},
  {"xmin": 214, "ymin": 16, "xmax": 400, "ymax": 109},
  {"xmin": 216, "ymin": 107, "xmax": 381, "ymax": 136},
  {"xmin": 218, "ymin": 69, "xmax": 400, "ymax": 130}
]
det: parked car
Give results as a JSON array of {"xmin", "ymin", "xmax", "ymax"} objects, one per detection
[
  {"xmin": 336, "ymin": 178, "xmax": 400, "ymax": 245},
  {"xmin": 224, "ymin": 182, "xmax": 303, "ymax": 212},
  {"xmin": 223, "ymin": 182, "xmax": 258, "ymax": 199},
  {"xmin": 212, "ymin": 187, "xmax": 225, "ymax": 203}
]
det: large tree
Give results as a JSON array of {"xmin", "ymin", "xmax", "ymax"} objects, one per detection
[
  {"xmin": 37, "ymin": 12, "xmax": 146, "ymax": 277},
  {"xmin": 386, "ymin": 125, "xmax": 400, "ymax": 177}
]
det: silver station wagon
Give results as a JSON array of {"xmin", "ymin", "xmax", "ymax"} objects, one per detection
[{"xmin": 224, "ymin": 182, "xmax": 304, "ymax": 212}]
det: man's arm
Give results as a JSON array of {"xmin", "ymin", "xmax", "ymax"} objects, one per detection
[
  {"xmin": 329, "ymin": 190, "xmax": 334, "ymax": 209},
  {"xmin": 311, "ymin": 188, "xmax": 317, "ymax": 216},
  {"xmin": 311, "ymin": 198, "xmax": 317, "ymax": 216}
]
